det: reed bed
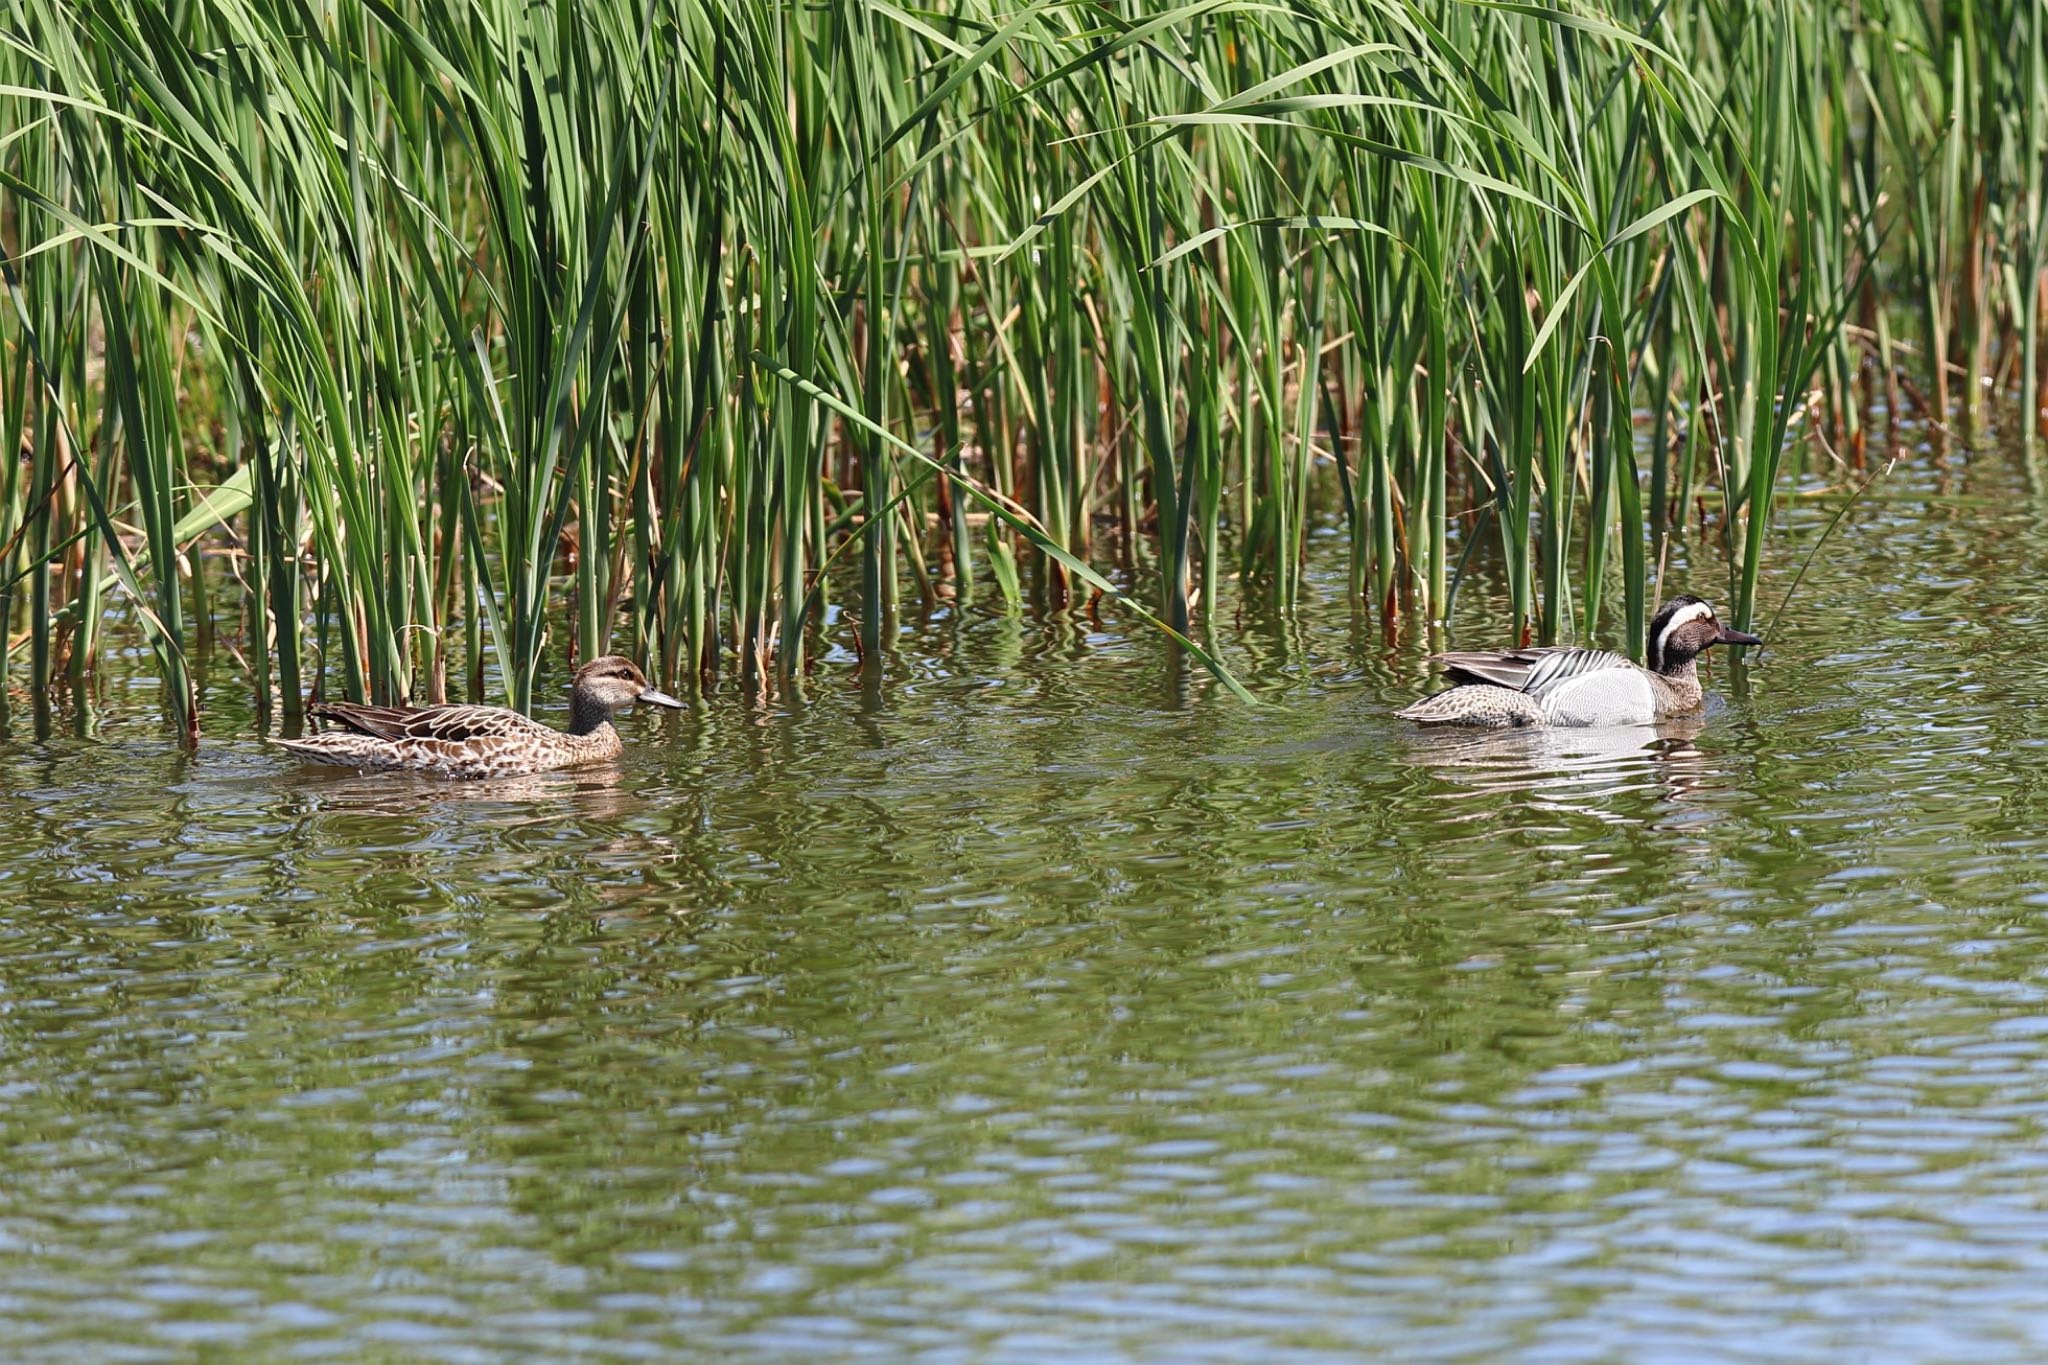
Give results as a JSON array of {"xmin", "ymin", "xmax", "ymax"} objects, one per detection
[{"xmin": 1, "ymin": 0, "xmax": 2043, "ymax": 730}]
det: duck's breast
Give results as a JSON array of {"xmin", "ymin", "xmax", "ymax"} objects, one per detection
[{"xmin": 1539, "ymin": 667, "xmax": 1657, "ymax": 726}]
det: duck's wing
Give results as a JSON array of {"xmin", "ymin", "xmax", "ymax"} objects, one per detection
[
  {"xmin": 308, "ymin": 700, "xmax": 420, "ymax": 741},
  {"xmin": 1434, "ymin": 646, "xmax": 1634, "ymax": 698},
  {"xmin": 396, "ymin": 703, "xmax": 556, "ymax": 744},
  {"xmin": 1433, "ymin": 646, "xmax": 1571, "ymax": 691},
  {"xmin": 311, "ymin": 701, "xmax": 553, "ymax": 744}
]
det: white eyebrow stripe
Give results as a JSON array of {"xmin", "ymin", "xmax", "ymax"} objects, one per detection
[{"xmin": 1654, "ymin": 601, "xmax": 1714, "ymax": 664}]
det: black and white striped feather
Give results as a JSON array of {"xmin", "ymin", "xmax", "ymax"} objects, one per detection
[{"xmin": 1434, "ymin": 646, "xmax": 1638, "ymax": 700}]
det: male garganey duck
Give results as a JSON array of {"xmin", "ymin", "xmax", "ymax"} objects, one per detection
[
  {"xmin": 1397, "ymin": 595, "xmax": 1761, "ymax": 728},
  {"xmin": 277, "ymin": 655, "xmax": 683, "ymax": 778}
]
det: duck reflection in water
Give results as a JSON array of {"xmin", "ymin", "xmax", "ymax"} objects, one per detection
[
  {"xmin": 288, "ymin": 762, "xmax": 638, "ymax": 822},
  {"xmin": 1403, "ymin": 709, "xmax": 1718, "ymax": 815}
]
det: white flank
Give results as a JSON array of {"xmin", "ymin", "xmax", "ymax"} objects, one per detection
[{"xmin": 1544, "ymin": 669, "xmax": 1657, "ymax": 726}]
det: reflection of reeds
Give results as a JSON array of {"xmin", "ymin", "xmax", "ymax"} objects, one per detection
[{"xmin": 1, "ymin": 1, "xmax": 2041, "ymax": 730}]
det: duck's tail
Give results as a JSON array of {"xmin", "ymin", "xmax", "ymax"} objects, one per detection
[{"xmin": 273, "ymin": 733, "xmax": 391, "ymax": 769}]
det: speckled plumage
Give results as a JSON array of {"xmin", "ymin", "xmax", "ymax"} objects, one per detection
[
  {"xmin": 1398, "ymin": 595, "xmax": 1761, "ymax": 729},
  {"xmin": 276, "ymin": 656, "xmax": 683, "ymax": 778}
]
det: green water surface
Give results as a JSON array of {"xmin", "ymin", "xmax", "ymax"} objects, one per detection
[{"xmin": 5, "ymin": 437, "xmax": 2048, "ymax": 1362}]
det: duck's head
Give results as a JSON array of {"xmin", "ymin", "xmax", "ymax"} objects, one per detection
[
  {"xmin": 1648, "ymin": 595, "xmax": 1761, "ymax": 675},
  {"xmin": 571, "ymin": 655, "xmax": 685, "ymax": 714}
]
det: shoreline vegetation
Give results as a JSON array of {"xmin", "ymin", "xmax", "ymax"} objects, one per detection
[{"xmin": 2, "ymin": 0, "xmax": 2045, "ymax": 736}]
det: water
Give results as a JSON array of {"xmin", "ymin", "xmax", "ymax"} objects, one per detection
[{"xmin": 6, "ymin": 437, "xmax": 2048, "ymax": 1361}]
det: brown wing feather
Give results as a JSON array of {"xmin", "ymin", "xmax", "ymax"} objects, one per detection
[
  {"xmin": 309, "ymin": 701, "xmax": 420, "ymax": 741},
  {"xmin": 311, "ymin": 700, "xmax": 555, "ymax": 745}
]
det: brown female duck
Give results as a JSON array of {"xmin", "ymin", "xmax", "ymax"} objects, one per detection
[{"xmin": 277, "ymin": 655, "xmax": 683, "ymax": 778}]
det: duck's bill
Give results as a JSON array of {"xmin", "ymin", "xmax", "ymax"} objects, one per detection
[
  {"xmin": 637, "ymin": 687, "xmax": 685, "ymax": 709},
  {"xmin": 1715, "ymin": 627, "xmax": 1763, "ymax": 647}
]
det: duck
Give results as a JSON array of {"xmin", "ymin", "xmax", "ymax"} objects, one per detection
[
  {"xmin": 1397, "ymin": 594, "xmax": 1761, "ymax": 728},
  {"xmin": 276, "ymin": 655, "xmax": 684, "ymax": 778}
]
